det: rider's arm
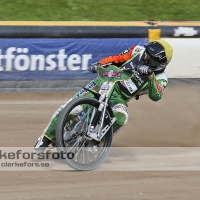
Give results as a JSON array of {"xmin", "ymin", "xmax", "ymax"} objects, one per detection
[
  {"xmin": 98, "ymin": 45, "xmax": 145, "ymax": 67},
  {"xmin": 88, "ymin": 45, "xmax": 145, "ymax": 73},
  {"xmin": 148, "ymin": 72, "xmax": 168, "ymax": 101}
]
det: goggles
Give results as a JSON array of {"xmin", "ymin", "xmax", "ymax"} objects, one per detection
[{"xmin": 143, "ymin": 52, "xmax": 167, "ymax": 70}]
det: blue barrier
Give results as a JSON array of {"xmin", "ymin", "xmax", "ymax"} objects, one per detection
[{"xmin": 0, "ymin": 38, "xmax": 148, "ymax": 80}]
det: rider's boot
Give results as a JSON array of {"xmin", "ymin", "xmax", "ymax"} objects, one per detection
[{"xmin": 34, "ymin": 134, "xmax": 51, "ymax": 154}]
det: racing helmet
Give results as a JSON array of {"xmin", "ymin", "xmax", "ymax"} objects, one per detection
[{"xmin": 143, "ymin": 40, "xmax": 173, "ymax": 73}]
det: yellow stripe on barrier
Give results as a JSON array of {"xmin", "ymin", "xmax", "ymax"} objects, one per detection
[
  {"xmin": 148, "ymin": 29, "xmax": 161, "ymax": 42},
  {"xmin": 0, "ymin": 21, "xmax": 151, "ymax": 26},
  {"xmin": 0, "ymin": 21, "xmax": 200, "ymax": 27}
]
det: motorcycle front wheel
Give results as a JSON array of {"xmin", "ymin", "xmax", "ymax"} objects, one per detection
[{"xmin": 56, "ymin": 96, "xmax": 113, "ymax": 171}]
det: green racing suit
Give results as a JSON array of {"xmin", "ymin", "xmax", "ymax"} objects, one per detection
[{"xmin": 42, "ymin": 53, "xmax": 168, "ymax": 141}]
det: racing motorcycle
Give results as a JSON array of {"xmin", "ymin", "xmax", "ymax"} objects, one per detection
[{"xmin": 56, "ymin": 65, "xmax": 133, "ymax": 170}]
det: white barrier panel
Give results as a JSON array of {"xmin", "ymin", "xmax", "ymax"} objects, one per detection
[{"xmin": 164, "ymin": 38, "xmax": 200, "ymax": 78}]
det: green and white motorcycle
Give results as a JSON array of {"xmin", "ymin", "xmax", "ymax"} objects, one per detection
[{"xmin": 56, "ymin": 66, "xmax": 133, "ymax": 170}]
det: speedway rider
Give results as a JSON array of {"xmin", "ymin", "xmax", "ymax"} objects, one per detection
[{"xmin": 34, "ymin": 39, "xmax": 173, "ymax": 153}]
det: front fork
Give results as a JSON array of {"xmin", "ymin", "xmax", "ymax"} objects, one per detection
[{"xmin": 87, "ymin": 95, "xmax": 116, "ymax": 141}]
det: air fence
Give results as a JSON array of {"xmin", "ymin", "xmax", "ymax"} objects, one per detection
[{"xmin": 0, "ymin": 21, "xmax": 199, "ymax": 92}]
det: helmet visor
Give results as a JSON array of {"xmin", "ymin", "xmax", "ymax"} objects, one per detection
[{"xmin": 143, "ymin": 52, "xmax": 167, "ymax": 71}]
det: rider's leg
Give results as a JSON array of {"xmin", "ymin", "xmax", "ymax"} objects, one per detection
[
  {"xmin": 110, "ymin": 100, "xmax": 129, "ymax": 134},
  {"xmin": 34, "ymin": 99, "xmax": 72, "ymax": 153},
  {"xmin": 109, "ymin": 86, "xmax": 129, "ymax": 135},
  {"xmin": 34, "ymin": 78, "xmax": 102, "ymax": 153}
]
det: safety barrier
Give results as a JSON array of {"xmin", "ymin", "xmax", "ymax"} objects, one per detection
[
  {"xmin": 0, "ymin": 21, "xmax": 199, "ymax": 92},
  {"xmin": 0, "ymin": 21, "xmax": 200, "ymax": 39}
]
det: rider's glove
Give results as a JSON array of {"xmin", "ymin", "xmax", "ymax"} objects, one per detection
[
  {"xmin": 137, "ymin": 65, "xmax": 153, "ymax": 76},
  {"xmin": 88, "ymin": 62, "xmax": 100, "ymax": 73}
]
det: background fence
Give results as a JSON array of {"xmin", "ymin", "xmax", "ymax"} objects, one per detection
[{"xmin": 0, "ymin": 21, "xmax": 199, "ymax": 92}]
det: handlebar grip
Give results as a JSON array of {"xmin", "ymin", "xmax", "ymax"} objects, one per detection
[{"xmin": 123, "ymin": 68, "xmax": 132, "ymax": 72}]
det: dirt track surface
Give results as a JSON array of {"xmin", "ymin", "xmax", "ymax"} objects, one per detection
[
  {"xmin": 1, "ymin": 171, "xmax": 200, "ymax": 200},
  {"xmin": 0, "ymin": 81, "xmax": 200, "ymax": 199}
]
